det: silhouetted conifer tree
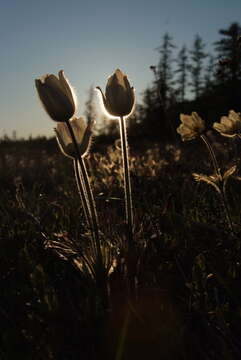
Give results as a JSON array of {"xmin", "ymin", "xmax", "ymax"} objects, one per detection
[
  {"xmin": 156, "ymin": 32, "xmax": 176, "ymax": 112},
  {"xmin": 138, "ymin": 86, "xmax": 162, "ymax": 137},
  {"xmin": 204, "ymin": 55, "xmax": 215, "ymax": 92},
  {"xmin": 175, "ymin": 45, "xmax": 188, "ymax": 102},
  {"xmin": 214, "ymin": 22, "xmax": 241, "ymax": 82},
  {"xmin": 189, "ymin": 34, "xmax": 207, "ymax": 99}
]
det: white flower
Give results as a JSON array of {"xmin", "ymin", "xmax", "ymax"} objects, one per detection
[
  {"xmin": 177, "ymin": 112, "xmax": 205, "ymax": 141},
  {"xmin": 96, "ymin": 69, "xmax": 135, "ymax": 118},
  {"xmin": 213, "ymin": 110, "xmax": 241, "ymax": 138},
  {"xmin": 54, "ymin": 117, "xmax": 92, "ymax": 158},
  {"xmin": 35, "ymin": 70, "xmax": 76, "ymax": 122}
]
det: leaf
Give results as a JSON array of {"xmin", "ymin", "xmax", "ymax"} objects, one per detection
[
  {"xmin": 223, "ymin": 165, "xmax": 237, "ymax": 187},
  {"xmin": 222, "ymin": 165, "xmax": 237, "ymax": 192},
  {"xmin": 192, "ymin": 173, "xmax": 221, "ymax": 193}
]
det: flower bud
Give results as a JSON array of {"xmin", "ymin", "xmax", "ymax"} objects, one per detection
[
  {"xmin": 97, "ymin": 69, "xmax": 135, "ymax": 118},
  {"xmin": 54, "ymin": 117, "xmax": 92, "ymax": 158},
  {"xmin": 35, "ymin": 70, "xmax": 76, "ymax": 122}
]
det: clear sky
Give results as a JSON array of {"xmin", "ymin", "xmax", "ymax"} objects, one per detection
[{"xmin": 1, "ymin": 0, "xmax": 241, "ymax": 138}]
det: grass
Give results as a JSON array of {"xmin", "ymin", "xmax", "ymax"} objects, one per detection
[{"xmin": 1, "ymin": 134, "xmax": 241, "ymax": 359}]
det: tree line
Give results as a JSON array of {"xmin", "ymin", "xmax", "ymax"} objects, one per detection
[{"xmin": 85, "ymin": 22, "xmax": 241, "ymax": 143}]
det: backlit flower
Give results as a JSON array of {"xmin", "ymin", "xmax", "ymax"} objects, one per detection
[
  {"xmin": 213, "ymin": 110, "xmax": 241, "ymax": 138},
  {"xmin": 177, "ymin": 112, "xmax": 205, "ymax": 141},
  {"xmin": 54, "ymin": 117, "xmax": 92, "ymax": 158},
  {"xmin": 96, "ymin": 69, "xmax": 135, "ymax": 118},
  {"xmin": 35, "ymin": 70, "xmax": 76, "ymax": 122}
]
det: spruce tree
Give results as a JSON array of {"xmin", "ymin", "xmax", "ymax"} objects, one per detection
[
  {"xmin": 189, "ymin": 34, "xmax": 207, "ymax": 99},
  {"xmin": 214, "ymin": 22, "xmax": 241, "ymax": 82},
  {"xmin": 175, "ymin": 45, "xmax": 188, "ymax": 102},
  {"xmin": 156, "ymin": 32, "xmax": 176, "ymax": 112},
  {"xmin": 204, "ymin": 55, "xmax": 215, "ymax": 92},
  {"xmin": 138, "ymin": 86, "xmax": 161, "ymax": 137}
]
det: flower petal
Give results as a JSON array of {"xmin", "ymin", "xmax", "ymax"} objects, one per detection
[
  {"xmin": 180, "ymin": 114, "xmax": 193, "ymax": 126},
  {"xmin": 70, "ymin": 117, "xmax": 86, "ymax": 144},
  {"xmin": 58, "ymin": 70, "xmax": 76, "ymax": 109}
]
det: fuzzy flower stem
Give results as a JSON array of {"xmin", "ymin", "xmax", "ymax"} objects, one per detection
[
  {"xmin": 119, "ymin": 116, "xmax": 134, "ymax": 244},
  {"xmin": 78, "ymin": 158, "xmax": 101, "ymax": 262},
  {"xmin": 66, "ymin": 119, "xmax": 101, "ymax": 262},
  {"xmin": 73, "ymin": 158, "xmax": 94, "ymax": 239},
  {"xmin": 119, "ymin": 116, "xmax": 136, "ymax": 297},
  {"xmin": 201, "ymin": 134, "xmax": 234, "ymax": 234},
  {"xmin": 78, "ymin": 158, "xmax": 100, "ymax": 253},
  {"xmin": 201, "ymin": 135, "xmax": 220, "ymax": 176}
]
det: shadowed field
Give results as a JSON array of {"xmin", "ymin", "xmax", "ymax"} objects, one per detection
[{"xmin": 1, "ymin": 136, "xmax": 241, "ymax": 359}]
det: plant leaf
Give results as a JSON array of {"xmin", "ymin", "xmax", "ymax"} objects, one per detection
[
  {"xmin": 193, "ymin": 173, "xmax": 221, "ymax": 193},
  {"xmin": 223, "ymin": 165, "xmax": 237, "ymax": 183}
]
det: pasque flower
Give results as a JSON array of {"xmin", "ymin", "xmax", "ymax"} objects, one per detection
[
  {"xmin": 177, "ymin": 112, "xmax": 205, "ymax": 141},
  {"xmin": 96, "ymin": 69, "xmax": 135, "ymax": 118},
  {"xmin": 213, "ymin": 110, "xmax": 241, "ymax": 138},
  {"xmin": 35, "ymin": 70, "xmax": 76, "ymax": 122},
  {"xmin": 54, "ymin": 117, "xmax": 92, "ymax": 158}
]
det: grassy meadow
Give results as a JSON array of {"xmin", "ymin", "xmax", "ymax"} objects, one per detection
[{"xmin": 1, "ymin": 130, "xmax": 241, "ymax": 360}]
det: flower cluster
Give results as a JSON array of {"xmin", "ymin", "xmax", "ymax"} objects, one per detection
[
  {"xmin": 35, "ymin": 68, "xmax": 136, "ymax": 294},
  {"xmin": 35, "ymin": 69, "xmax": 135, "ymax": 157},
  {"xmin": 177, "ymin": 110, "xmax": 241, "ymax": 141}
]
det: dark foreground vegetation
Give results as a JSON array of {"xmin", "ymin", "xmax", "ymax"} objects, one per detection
[{"xmin": 1, "ymin": 133, "xmax": 241, "ymax": 360}]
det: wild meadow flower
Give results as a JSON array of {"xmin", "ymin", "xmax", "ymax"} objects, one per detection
[
  {"xmin": 177, "ymin": 109, "xmax": 234, "ymax": 233},
  {"xmin": 97, "ymin": 69, "xmax": 136, "ymax": 297},
  {"xmin": 177, "ymin": 112, "xmax": 205, "ymax": 141},
  {"xmin": 35, "ymin": 70, "xmax": 76, "ymax": 122},
  {"xmin": 35, "ymin": 70, "xmax": 100, "ymax": 260},
  {"xmin": 194, "ymin": 129, "xmax": 235, "ymax": 234},
  {"xmin": 96, "ymin": 69, "xmax": 135, "ymax": 118},
  {"xmin": 213, "ymin": 110, "xmax": 241, "ymax": 138},
  {"xmin": 34, "ymin": 70, "xmax": 111, "ymax": 311},
  {"xmin": 54, "ymin": 117, "xmax": 92, "ymax": 159}
]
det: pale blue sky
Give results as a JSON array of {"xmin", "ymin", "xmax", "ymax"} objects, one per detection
[{"xmin": 1, "ymin": 0, "xmax": 241, "ymax": 138}]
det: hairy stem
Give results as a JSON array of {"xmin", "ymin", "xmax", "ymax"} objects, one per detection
[
  {"xmin": 119, "ymin": 116, "xmax": 134, "ymax": 244},
  {"xmin": 201, "ymin": 134, "xmax": 234, "ymax": 234},
  {"xmin": 66, "ymin": 120, "xmax": 101, "ymax": 262},
  {"xmin": 74, "ymin": 158, "xmax": 97, "ymax": 255},
  {"xmin": 201, "ymin": 135, "xmax": 220, "ymax": 176},
  {"xmin": 119, "ymin": 116, "xmax": 135, "ymax": 297},
  {"xmin": 73, "ymin": 158, "xmax": 92, "ymax": 228},
  {"xmin": 77, "ymin": 158, "xmax": 101, "ymax": 260}
]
